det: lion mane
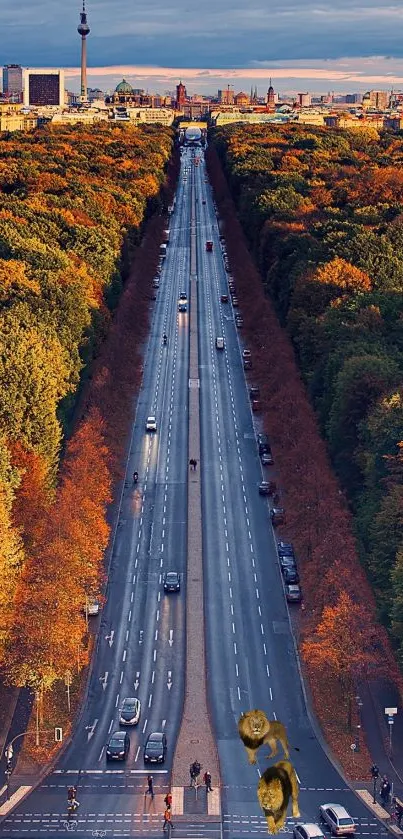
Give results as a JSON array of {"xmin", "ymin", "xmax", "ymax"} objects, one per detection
[
  {"xmin": 238, "ymin": 710, "xmax": 290, "ymax": 765},
  {"xmin": 257, "ymin": 760, "xmax": 300, "ymax": 834}
]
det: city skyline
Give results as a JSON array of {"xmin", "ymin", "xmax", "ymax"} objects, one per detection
[{"xmin": 4, "ymin": 0, "xmax": 403, "ymax": 94}]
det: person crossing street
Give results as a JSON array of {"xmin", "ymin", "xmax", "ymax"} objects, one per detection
[
  {"xmin": 163, "ymin": 807, "xmax": 174, "ymax": 831},
  {"xmin": 203, "ymin": 770, "xmax": 213, "ymax": 792}
]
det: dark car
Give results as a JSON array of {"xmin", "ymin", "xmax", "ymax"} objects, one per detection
[
  {"xmin": 261, "ymin": 451, "xmax": 273, "ymax": 465},
  {"xmin": 286, "ymin": 584, "xmax": 302, "ymax": 604},
  {"xmin": 144, "ymin": 731, "xmax": 167, "ymax": 764},
  {"xmin": 271, "ymin": 507, "xmax": 285, "ymax": 526},
  {"xmin": 163, "ymin": 571, "xmax": 181, "ymax": 592},
  {"xmin": 252, "ymin": 399, "xmax": 261, "ymax": 412},
  {"xmin": 178, "ymin": 302, "xmax": 187, "ymax": 313},
  {"xmin": 258, "ymin": 433, "xmax": 271, "ymax": 455},
  {"xmin": 282, "ymin": 566, "xmax": 300, "ymax": 584},
  {"xmin": 243, "ymin": 358, "xmax": 252, "ymax": 370},
  {"xmin": 106, "ymin": 730, "xmax": 130, "ymax": 761},
  {"xmin": 119, "ymin": 697, "xmax": 141, "ymax": 726},
  {"xmin": 280, "ymin": 555, "xmax": 297, "ymax": 571},
  {"xmin": 221, "ymin": 294, "xmax": 229, "ymax": 303},
  {"xmin": 277, "ymin": 541, "xmax": 295, "ymax": 557},
  {"xmin": 235, "ymin": 316, "xmax": 243, "ymax": 327},
  {"xmin": 259, "ymin": 480, "xmax": 276, "ymax": 496},
  {"xmin": 250, "ymin": 386, "xmax": 260, "ymax": 399}
]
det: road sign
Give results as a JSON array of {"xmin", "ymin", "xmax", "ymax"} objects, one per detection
[
  {"xmin": 385, "ymin": 707, "xmax": 398, "ymax": 715},
  {"xmin": 388, "ymin": 717, "xmax": 394, "ymax": 725}
]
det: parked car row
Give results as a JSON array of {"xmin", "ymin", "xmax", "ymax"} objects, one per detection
[{"xmin": 277, "ymin": 541, "xmax": 302, "ymax": 602}]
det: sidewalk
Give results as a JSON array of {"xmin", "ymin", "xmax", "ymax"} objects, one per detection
[{"xmin": 357, "ymin": 678, "xmax": 403, "ymax": 799}]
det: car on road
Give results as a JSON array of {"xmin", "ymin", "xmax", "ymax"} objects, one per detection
[
  {"xmin": 146, "ymin": 416, "xmax": 157, "ymax": 432},
  {"xmin": 259, "ymin": 480, "xmax": 276, "ymax": 496},
  {"xmin": 232, "ymin": 297, "xmax": 239, "ymax": 307},
  {"xmin": 179, "ymin": 291, "xmax": 188, "ymax": 303},
  {"xmin": 85, "ymin": 597, "xmax": 100, "ymax": 616},
  {"xmin": 250, "ymin": 386, "xmax": 260, "ymax": 399},
  {"xmin": 106, "ymin": 730, "xmax": 130, "ymax": 761},
  {"xmin": 216, "ymin": 336, "xmax": 224, "ymax": 350},
  {"xmin": 261, "ymin": 451, "xmax": 273, "ymax": 465},
  {"xmin": 221, "ymin": 294, "xmax": 229, "ymax": 303},
  {"xmin": 243, "ymin": 358, "xmax": 252, "ymax": 369},
  {"xmin": 282, "ymin": 566, "xmax": 300, "ymax": 584},
  {"xmin": 202, "ymin": 199, "xmax": 206, "ymax": 205},
  {"xmin": 271, "ymin": 507, "xmax": 285, "ymax": 526},
  {"xmin": 319, "ymin": 804, "xmax": 356, "ymax": 835},
  {"xmin": 293, "ymin": 825, "xmax": 325, "ymax": 839},
  {"xmin": 178, "ymin": 301, "xmax": 187, "ymax": 312},
  {"xmin": 286, "ymin": 583, "xmax": 302, "ymax": 603},
  {"xmin": 235, "ymin": 317, "xmax": 243, "ymax": 327},
  {"xmin": 251, "ymin": 399, "xmax": 261, "ymax": 412},
  {"xmin": 242, "ymin": 349, "xmax": 251, "ymax": 359},
  {"xmin": 277, "ymin": 541, "xmax": 295, "ymax": 557},
  {"xmin": 152, "ymin": 279, "xmax": 160, "ymax": 288},
  {"xmin": 163, "ymin": 571, "xmax": 181, "ymax": 592},
  {"xmin": 144, "ymin": 731, "xmax": 167, "ymax": 764},
  {"xmin": 279, "ymin": 554, "xmax": 297, "ymax": 571},
  {"xmin": 120, "ymin": 697, "xmax": 141, "ymax": 726}
]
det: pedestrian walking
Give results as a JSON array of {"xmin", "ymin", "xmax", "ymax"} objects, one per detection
[
  {"xmin": 146, "ymin": 775, "xmax": 154, "ymax": 800},
  {"xmin": 164, "ymin": 793, "xmax": 172, "ymax": 808},
  {"xmin": 163, "ymin": 807, "xmax": 174, "ymax": 830},
  {"xmin": 190, "ymin": 760, "xmax": 201, "ymax": 787},
  {"xmin": 380, "ymin": 775, "xmax": 391, "ymax": 806},
  {"xmin": 203, "ymin": 771, "xmax": 213, "ymax": 793}
]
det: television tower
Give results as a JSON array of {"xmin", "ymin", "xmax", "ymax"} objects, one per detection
[{"xmin": 77, "ymin": 0, "xmax": 90, "ymax": 103}]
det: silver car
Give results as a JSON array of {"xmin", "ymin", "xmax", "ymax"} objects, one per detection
[
  {"xmin": 319, "ymin": 803, "xmax": 356, "ymax": 835},
  {"xmin": 119, "ymin": 697, "xmax": 141, "ymax": 726}
]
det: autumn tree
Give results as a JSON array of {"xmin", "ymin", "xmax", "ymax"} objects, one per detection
[{"xmin": 302, "ymin": 592, "xmax": 381, "ymax": 729}]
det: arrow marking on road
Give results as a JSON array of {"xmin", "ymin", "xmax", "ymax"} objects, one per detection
[
  {"xmin": 87, "ymin": 719, "xmax": 98, "ymax": 741},
  {"xmin": 139, "ymin": 630, "xmax": 143, "ymax": 644},
  {"xmin": 100, "ymin": 672, "xmax": 108, "ymax": 690},
  {"xmin": 162, "ymin": 719, "xmax": 166, "ymax": 729},
  {"xmin": 105, "ymin": 630, "xmax": 114, "ymax": 647},
  {"xmin": 169, "ymin": 630, "xmax": 173, "ymax": 647},
  {"xmin": 134, "ymin": 671, "xmax": 140, "ymax": 690},
  {"xmin": 167, "ymin": 671, "xmax": 173, "ymax": 690}
]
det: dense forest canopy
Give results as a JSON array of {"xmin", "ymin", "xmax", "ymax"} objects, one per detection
[{"xmin": 212, "ymin": 122, "xmax": 403, "ymax": 653}]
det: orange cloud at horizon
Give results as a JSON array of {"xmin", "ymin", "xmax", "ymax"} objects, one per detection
[{"xmin": 63, "ymin": 62, "xmax": 403, "ymax": 86}]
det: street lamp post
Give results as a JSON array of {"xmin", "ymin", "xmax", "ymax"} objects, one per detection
[{"xmin": 356, "ymin": 695, "xmax": 363, "ymax": 753}]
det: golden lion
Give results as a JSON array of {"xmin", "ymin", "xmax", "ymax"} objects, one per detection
[
  {"xmin": 257, "ymin": 760, "xmax": 300, "ymax": 834},
  {"xmin": 238, "ymin": 710, "xmax": 290, "ymax": 765}
]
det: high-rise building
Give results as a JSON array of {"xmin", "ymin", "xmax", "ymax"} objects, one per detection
[
  {"xmin": 77, "ymin": 1, "xmax": 90, "ymax": 103},
  {"xmin": 176, "ymin": 81, "xmax": 186, "ymax": 109},
  {"xmin": 3, "ymin": 64, "xmax": 23, "ymax": 98},
  {"xmin": 298, "ymin": 92, "xmax": 311, "ymax": 107},
  {"xmin": 23, "ymin": 69, "xmax": 65, "ymax": 107}
]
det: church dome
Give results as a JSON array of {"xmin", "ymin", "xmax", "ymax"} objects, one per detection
[{"xmin": 115, "ymin": 79, "xmax": 133, "ymax": 94}]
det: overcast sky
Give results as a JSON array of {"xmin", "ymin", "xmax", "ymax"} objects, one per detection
[{"xmin": 5, "ymin": 0, "xmax": 403, "ymax": 94}]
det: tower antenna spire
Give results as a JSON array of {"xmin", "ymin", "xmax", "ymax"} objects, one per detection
[{"xmin": 77, "ymin": 0, "xmax": 90, "ymax": 103}]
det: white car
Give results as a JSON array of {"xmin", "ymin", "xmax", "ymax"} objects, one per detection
[
  {"xmin": 146, "ymin": 416, "xmax": 157, "ymax": 432},
  {"xmin": 319, "ymin": 804, "xmax": 356, "ymax": 835},
  {"xmin": 119, "ymin": 697, "xmax": 141, "ymax": 726},
  {"xmin": 85, "ymin": 598, "xmax": 99, "ymax": 616},
  {"xmin": 294, "ymin": 824, "xmax": 325, "ymax": 839}
]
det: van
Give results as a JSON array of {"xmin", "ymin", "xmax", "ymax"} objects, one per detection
[{"xmin": 216, "ymin": 337, "xmax": 224, "ymax": 350}]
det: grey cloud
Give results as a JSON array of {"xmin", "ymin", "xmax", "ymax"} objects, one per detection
[{"xmin": 3, "ymin": 0, "xmax": 403, "ymax": 69}]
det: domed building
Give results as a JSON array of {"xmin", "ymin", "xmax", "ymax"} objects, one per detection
[
  {"xmin": 106, "ymin": 79, "xmax": 141, "ymax": 106},
  {"xmin": 234, "ymin": 91, "xmax": 250, "ymax": 107}
]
